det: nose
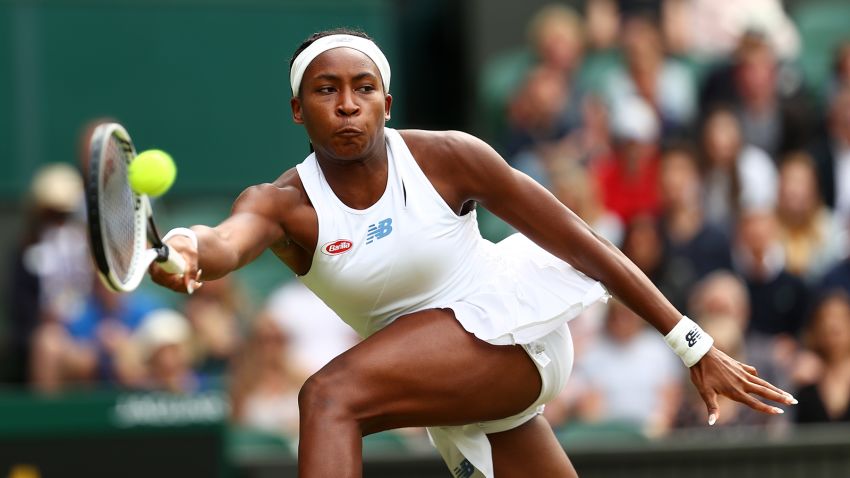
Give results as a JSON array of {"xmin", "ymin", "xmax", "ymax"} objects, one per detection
[{"xmin": 337, "ymin": 89, "xmax": 360, "ymax": 117}]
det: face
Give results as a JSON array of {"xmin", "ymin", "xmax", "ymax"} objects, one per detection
[
  {"xmin": 536, "ymin": 20, "xmax": 582, "ymax": 71},
  {"xmin": 605, "ymin": 302, "xmax": 644, "ymax": 342},
  {"xmin": 737, "ymin": 211, "xmax": 778, "ymax": 258},
  {"xmin": 660, "ymin": 151, "xmax": 700, "ymax": 209},
  {"xmin": 778, "ymin": 158, "xmax": 819, "ymax": 221},
  {"xmin": 693, "ymin": 275, "xmax": 749, "ymax": 328},
  {"xmin": 703, "ymin": 110, "xmax": 741, "ymax": 166},
  {"xmin": 291, "ymin": 47, "xmax": 392, "ymax": 162},
  {"xmin": 622, "ymin": 215, "xmax": 662, "ymax": 274},
  {"xmin": 736, "ymin": 48, "xmax": 776, "ymax": 103},
  {"xmin": 811, "ymin": 295, "xmax": 850, "ymax": 361}
]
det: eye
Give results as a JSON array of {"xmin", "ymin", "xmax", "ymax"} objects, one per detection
[
  {"xmin": 356, "ymin": 84, "xmax": 376, "ymax": 93},
  {"xmin": 316, "ymin": 86, "xmax": 336, "ymax": 94}
]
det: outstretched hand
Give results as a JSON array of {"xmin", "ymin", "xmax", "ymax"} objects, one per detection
[
  {"xmin": 149, "ymin": 235, "xmax": 203, "ymax": 294},
  {"xmin": 689, "ymin": 347, "xmax": 797, "ymax": 425}
]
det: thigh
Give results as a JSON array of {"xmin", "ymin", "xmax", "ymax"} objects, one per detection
[
  {"xmin": 489, "ymin": 416, "xmax": 578, "ymax": 478},
  {"xmin": 308, "ymin": 308, "xmax": 542, "ymax": 434}
]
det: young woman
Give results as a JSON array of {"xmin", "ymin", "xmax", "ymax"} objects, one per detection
[{"xmin": 151, "ymin": 29, "xmax": 795, "ymax": 478}]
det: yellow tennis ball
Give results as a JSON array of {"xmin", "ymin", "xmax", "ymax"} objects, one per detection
[{"xmin": 128, "ymin": 149, "xmax": 176, "ymax": 197}]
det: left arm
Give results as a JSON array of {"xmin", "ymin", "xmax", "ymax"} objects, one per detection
[{"xmin": 424, "ymin": 130, "xmax": 795, "ymax": 422}]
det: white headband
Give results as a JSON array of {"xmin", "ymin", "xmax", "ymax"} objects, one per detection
[{"xmin": 290, "ymin": 34, "xmax": 391, "ymax": 96}]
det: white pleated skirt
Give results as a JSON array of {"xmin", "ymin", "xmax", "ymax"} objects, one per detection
[
  {"xmin": 426, "ymin": 233, "xmax": 610, "ymax": 477},
  {"xmin": 445, "ymin": 233, "xmax": 610, "ymax": 346}
]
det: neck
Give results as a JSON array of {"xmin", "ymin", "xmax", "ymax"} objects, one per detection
[{"xmin": 315, "ymin": 133, "xmax": 389, "ymax": 210}]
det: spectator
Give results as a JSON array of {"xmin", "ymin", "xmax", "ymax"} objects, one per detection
[
  {"xmin": 665, "ymin": 0, "xmax": 800, "ymax": 60},
  {"xmin": 676, "ymin": 271, "xmax": 789, "ymax": 428},
  {"xmin": 700, "ymin": 106, "xmax": 777, "ymax": 231},
  {"xmin": 621, "ymin": 214, "xmax": 664, "ymax": 283},
  {"xmin": 827, "ymin": 41, "xmax": 850, "ymax": 104},
  {"xmin": 572, "ymin": 301, "xmax": 682, "ymax": 436},
  {"xmin": 5, "ymin": 163, "xmax": 91, "ymax": 385},
  {"xmin": 132, "ymin": 309, "xmax": 200, "ymax": 394},
  {"xmin": 733, "ymin": 209, "xmax": 809, "ymax": 339},
  {"xmin": 775, "ymin": 151, "xmax": 845, "ymax": 283},
  {"xmin": 593, "ymin": 95, "xmax": 662, "ymax": 223},
  {"xmin": 503, "ymin": 5, "xmax": 585, "ymax": 159},
  {"xmin": 809, "ymin": 88, "xmax": 850, "ymax": 218},
  {"xmin": 584, "ymin": 0, "xmax": 620, "ymax": 52},
  {"xmin": 264, "ymin": 281, "xmax": 359, "ymax": 376},
  {"xmin": 604, "ymin": 14, "xmax": 696, "ymax": 137},
  {"xmin": 528, "ymin": 3, "xmax": 585, "ymax": 77},
  {"xmin": 675, "ymin": 313, "xmax": 784, "ymax": 428},
  {"xmin": 506, "ymin": 65, "xmax": 578, "ymax": 164},
  {"xmin": 230, "ymin": 312, "xmax": 307, "ymax": 437},
  {"xmin": 30, "ymin": 277, "xmax": 162, "ymax": 392},
  {"xmin": 687, "ymin": 271, "xmax": 750, "ymax": 328},
  {"xmin": 550, "ymin": 161, "xmax": 623, "ymax": 247},
  {"xmin": 794, "ymin": 291, "xmax": 850, "ymax": 424},
  {"xmin": 519, "ymin": 92, "xmax": 614, "ymax": 182},
  {"xmin": 657, "ymin": 144, "xmax": 732, "ymax": 310},
  {"xmin": 700, "ymin": 32, "xmax": 813, "ymax": 158},
  {"xmin": 481, "ymin": 3, "xmax": 586, "ymax": 153},
  {"xmin": 182, "ymin": 276, "xmax": 245, "ymax": 383}
]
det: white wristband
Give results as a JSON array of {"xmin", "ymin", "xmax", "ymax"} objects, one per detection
[
  {"xmin": 664, "ymin": 316, "xmax": 714, "ymax": 367},
  {"xmin": 162, "ymin": 227, "xmax": 198, "ymax": 252}
]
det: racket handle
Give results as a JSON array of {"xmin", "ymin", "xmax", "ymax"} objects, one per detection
[{"xmin": 157, "ymin": 245, "xmax": 187, "ymax": 274}]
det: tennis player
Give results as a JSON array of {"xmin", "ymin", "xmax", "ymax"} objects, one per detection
[{"xmin": 151, "ymin": 29, "xmax": 796, "ymax": 478}]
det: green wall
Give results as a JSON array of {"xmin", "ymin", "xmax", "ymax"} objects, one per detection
[{"xmin": 2, "ymin": 0, "xmax": 400, "ymax": 199}]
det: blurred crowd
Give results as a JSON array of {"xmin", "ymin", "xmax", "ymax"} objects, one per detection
[
  {"xmin": 2, "ymin": 162, "xmax": 360, "ymax": 443},
  {"xmin": 484, "ymin": 0, "xmax": 850, "ymax": 437},
  {"xmin": 3, "ymin": 0, "xmax": 850, "ymax": 451}
]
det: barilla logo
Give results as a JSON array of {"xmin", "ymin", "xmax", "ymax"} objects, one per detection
[{"xmin": 321, "ymin": 239, "xmax": 353, "ymax": 256}]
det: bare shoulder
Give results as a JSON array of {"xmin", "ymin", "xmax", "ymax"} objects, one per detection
[
  {"xmin": 398, "ymin": 129, "xmax": 493, "ymax": 166},
  {"xmin": 396, "ymin": 129, "xmax": 505, "ymax": 211},
  {"xmin": 232, "ymin": 167, "xmax": 310, "ymax": 218}
]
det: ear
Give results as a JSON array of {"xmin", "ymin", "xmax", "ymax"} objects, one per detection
[
  {"xmin": 384, "ymin": 94, "xmax": 393, "ymax": 121},
  {"xmin": 291, "ymin": 97, "xmax": 304, "ymax": 124}
]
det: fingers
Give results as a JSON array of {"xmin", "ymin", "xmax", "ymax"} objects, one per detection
[
  {"xmin": 744, "ymin": 381, "xmax": 795, "ymax": 407},
  {"xmin": 185, "ymin": 269, "xmax": 204, "ymax": 294},
  {"xmin": 739, "ymin": 362, "xmax": 759, "ymax": 377},
  {"xmin": 746, "ymin": 373, "xmax": 797, "ymax": 405},
  {"xmin": 699, "ymin": 389, "xmax": 720, "ymax": 426},
  {"xmin": 732, "ymin": 389, "xmax": 785, "ymax": 416},
  {"xmin": 149, "ymin": 235, "xmax": 200, "ymax": 294},
  {"xmin": 149, "ymin": 262, "xmax": 189, "ymax": 293}
]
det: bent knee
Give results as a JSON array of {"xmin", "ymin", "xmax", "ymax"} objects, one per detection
[{"xmin": 298, "ymin": 362, "xmax": 364, "ymax": 422}]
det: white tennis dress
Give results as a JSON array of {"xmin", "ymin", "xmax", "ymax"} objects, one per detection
[{"xmin": 295, "ymin": 128, "xmax": 609, "ymax": 477}]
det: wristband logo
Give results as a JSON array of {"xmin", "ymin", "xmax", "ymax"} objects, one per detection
[{"xmin": 686, "ymin": 327, "xmax": 701, "ymax": 347}]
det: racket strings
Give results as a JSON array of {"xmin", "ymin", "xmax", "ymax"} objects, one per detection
[{"xmin": 101, "ymin": 138, "xmax": 138, "ymax": 284}]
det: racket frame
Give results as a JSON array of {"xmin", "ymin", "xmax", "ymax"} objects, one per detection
[{"xmin": 85, "ymin": 123, "xmax": 184, "ymax": 292}]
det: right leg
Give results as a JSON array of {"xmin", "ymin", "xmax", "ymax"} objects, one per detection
[
  {"xmin": 296, "ymin": 308, "xmax": 544, "ymax": 478},
  {"xmin": 489, "ymin": 415, "xmax": 578, "ymax": 478}
]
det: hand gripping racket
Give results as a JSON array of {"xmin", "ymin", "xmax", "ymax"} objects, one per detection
[{"xmin": 84, "ymin": 122, "xmax": 186, "ymax": 292}]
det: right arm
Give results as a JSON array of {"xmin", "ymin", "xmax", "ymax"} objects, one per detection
[{"xmin": 150, "ymin": 183, "xmax": 293, "ymax": 293}]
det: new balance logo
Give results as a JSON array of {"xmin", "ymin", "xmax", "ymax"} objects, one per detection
[
  {"xmin": 366, "ymin": 218, "xmax": 393, "ymax": 244},
  {"xmin": 453, "ymin": 459, "xmax": 474, "ymax": 478},
  {"xmin": 685, "ymin": 327, "xmax": 701, "ymax": 347}
]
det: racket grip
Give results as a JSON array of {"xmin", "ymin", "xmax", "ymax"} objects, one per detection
[{"xmin": 158, "ymin": 245, "xmax": 187, "ymax": 274}]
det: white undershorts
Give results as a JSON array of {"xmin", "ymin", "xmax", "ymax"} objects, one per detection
[{"xmin": 426, "ymin": 323, "xmax": 575, "ymax": 478}]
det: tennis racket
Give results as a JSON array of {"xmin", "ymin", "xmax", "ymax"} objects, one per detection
[{"xmin": 83, "ymin": 122, "xmax": 186, "ymax": 292}]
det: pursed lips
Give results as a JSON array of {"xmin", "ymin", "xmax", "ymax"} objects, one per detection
[{"xmin": 335, "ymin": 126, "xmax": 363, "ymax": 137}]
